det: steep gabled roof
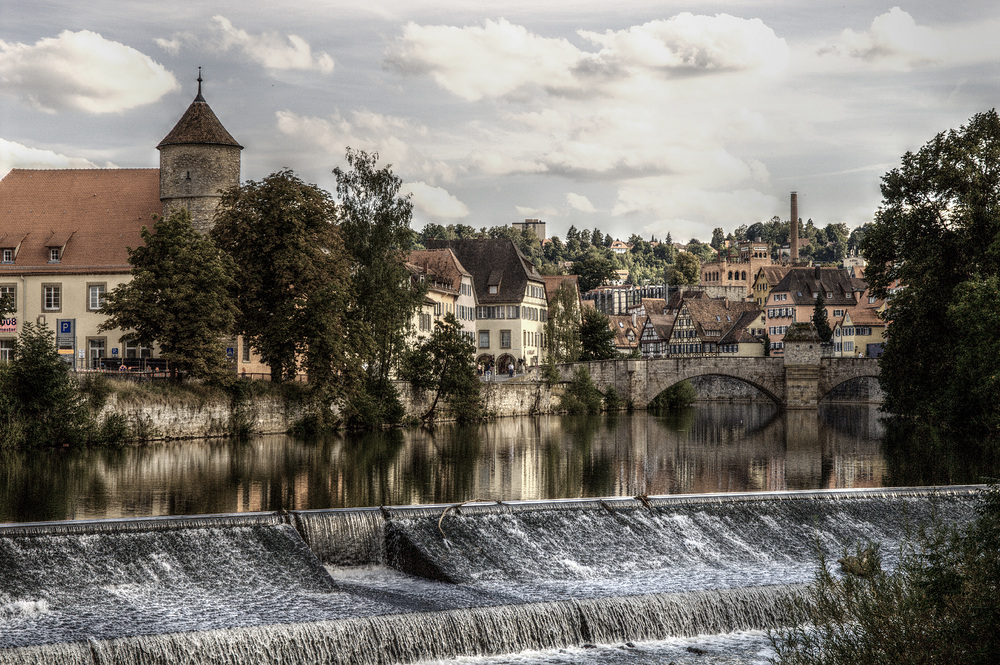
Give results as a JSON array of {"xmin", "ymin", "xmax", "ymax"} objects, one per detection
[
  {"xmin": 426, "ymin": 238, "xmax": 543, "ymax": 303},
  {"xmin": 770, "ymin": 266, "xmax": 860, "ymax": 306},
  {"xmin": 0, "ymin": 168, "xmax": 160, "ymax": 275},
  {"xmin": 407, "ymin": 248, "xmax": 471, "ymax": 293}
]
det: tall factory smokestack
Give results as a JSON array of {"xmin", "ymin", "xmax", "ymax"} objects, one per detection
[{"xmin": 790, "ymin": 191, "xmax": 799, "ymax": 263}]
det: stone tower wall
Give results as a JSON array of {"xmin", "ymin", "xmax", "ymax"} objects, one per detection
[{"xmin": 159, "ymin": 143, "xmax": 241, "ymax": 234}]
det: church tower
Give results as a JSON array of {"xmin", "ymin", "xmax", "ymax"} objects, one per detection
[{"xmin": 157, "ymin": 71, "xmax": 242, "ymax": 234}]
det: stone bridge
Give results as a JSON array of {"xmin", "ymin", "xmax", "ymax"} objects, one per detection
[{"xmin": 556, "ymin": 356, "xmax": 880, "ymax": 409}]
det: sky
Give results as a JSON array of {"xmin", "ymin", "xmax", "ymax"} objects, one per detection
[{"xmin": 2, "ymin": 1, "xmax": 999, "ymax": 243}]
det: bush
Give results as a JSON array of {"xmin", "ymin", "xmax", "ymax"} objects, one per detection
[
  {"xmin": 343, "ymin": 377, "xmax": 405, "ymax": 429},
  {"xmin": 559, "ymin": 367, "xmax": 603, "ymax": 414},
  {"xmin": 771, "ymin": 485, "xmax": 1000, "ymax": 665},
  {"xmin": 603, "ymin": 385, "xmax": 623, "ymax": 411},
  {"xmin": 647, "ymin": 380, "xmax": 696, "ymax": 412}
]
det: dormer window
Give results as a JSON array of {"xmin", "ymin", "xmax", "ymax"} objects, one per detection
[
  {"xmin": 488, "ymin": 285, "xmax": 498, "ymax": 295},
  {"xmin": 1, "ymin": 249, "xmax": 11, "ymax": 263},
  {"xmin": 50, "ymin": 248, "xmax": 61, "ymax": 262}
]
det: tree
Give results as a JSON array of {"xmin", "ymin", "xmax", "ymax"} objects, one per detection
[
  {"xmin": 667, "ymin": 251, "xmax": 700, "ymax": 285},
  {"xmin": 573, "ymin": 253, "xmax": 616, "ymax": 292},
  {"xmin": 100, "ymin": 209, "xmax": 236, "ymax": 380},
  {"xmin": 213, "ymin": 170, "xmax": 352, "ymax": 387},
  {"xmin": 579, "ymin": 307, "xmax": 616, "ymax": 361},
  {"xmin": 399, "ymin": 313, "xmax": 481, "ymax": 423},
  {"xmin": 860, "ymin": 110, "xmax": 1000, "ymax": 434},
  {"xmin": 0, "ymin": 322, "xmax": 90, "ymax": 447},
  {"xmin": 812, "ymin": 293, "xmax": 832, "ymax": 343},
  {"xmin": 710, "ymin": 227, "xmax": 726, "ymax": 250},
  {"xmin": 334, "ymin": 148, "xmax": 425, "ymax": 387},
  {"xmin": 545, "ymin": 280, "xmax": 582, "ymax": 362}
]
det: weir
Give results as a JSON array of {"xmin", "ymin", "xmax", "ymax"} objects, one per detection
[{"xmin": 0, "ymin": 487, "xmax": 983, "ymax": 664}]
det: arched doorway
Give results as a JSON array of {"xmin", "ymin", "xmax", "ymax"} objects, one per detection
[{"xmin": 497, "ymin": 353, "xmax": 516, "ymax": 377}]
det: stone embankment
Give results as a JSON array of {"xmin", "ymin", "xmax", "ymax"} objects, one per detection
[{"xmin": 100, "ymin": 379, "xmax": 563, "ymax": 440}]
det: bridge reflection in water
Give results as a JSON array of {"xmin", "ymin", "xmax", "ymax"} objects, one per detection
[{"xmin": 0, "ymin": 405, "xmax": 891, "ymax": 524}]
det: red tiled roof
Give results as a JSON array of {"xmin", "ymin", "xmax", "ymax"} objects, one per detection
[{"xmin": 0, "ymin": 168, "xmax": 161, "ymax": 275}]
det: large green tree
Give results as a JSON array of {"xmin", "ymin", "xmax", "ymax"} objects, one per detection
[
  {"xmin": 399, "ymin": 313, "xmax": 481, "ymax": 423},
  {"xmin": 100, "ymin": 209, "xmax": 236, "ymax": 380},
  {"xmin": 545, "ymin": 280, "xmax": 582, "ymax": 362},
  {"xmin": 666, "ymin": 250, "xmax": 701, "ymax": 285},
  {"xmin": 213, "ymin": 170, "xmax": 353, "ymax": 387},
  {"xmin": 579, "ymin": 307, "xmax": 617, "ymax": 361},
  {"xmin": 334, "ymin": 149, "xmax": 424, "ymax": 386},
  {"xmin": 0, "ymin": 322, "xmax": 88, "ymax": 447},
  {"xmin": 572, "ymin": 252, "xmax": 616, "ymax": 292},
  {"xmin": 861, "ymin": 110, "xmax": 1000, "ymax": 434}
]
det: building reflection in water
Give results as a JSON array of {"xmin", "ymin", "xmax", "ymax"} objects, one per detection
[{"xmin": 0, "ymin": 403, "xmax": 891, "ymax": 523}]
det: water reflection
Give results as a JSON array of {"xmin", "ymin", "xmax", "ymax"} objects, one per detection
[{"xmin": 0, "ymin": 403, "xmax": 949, "ymax": 524}]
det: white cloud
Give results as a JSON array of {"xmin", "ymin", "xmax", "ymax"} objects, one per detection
[
  {"xmin": 566, "ymin": 192, "xmax": 596, "ymax": 213},
  {"xmin": 0, "ymin": 30, "xmax": 177, "ymax": 113},
  {"xmin": 579, "ymin": 14, "xmax": 788, "ymax": 76},
  {"xmin": 386, "ymin": 14, "xmax": 788, "ymax": 102},
  {"xmin": 274, "ymin": 109, "xmax": 453, "ymax": 183},
  {"xmin": 0, "ymin": 139, "xmax": 102, "ymax": 176},
  {"xmin": 158, "ymin": 16, "xmax": 335, "ymax": 74},
  {"xmin": 820, "ymin": 8, "xmax": 945, "ymax": 70},
  {"xmin": 516, "ymin": 205, "xmax": 560, "ymax": 219},
  {"xmin": 404, "ymin": 181, "xmax": 469, "ymax": 219}
]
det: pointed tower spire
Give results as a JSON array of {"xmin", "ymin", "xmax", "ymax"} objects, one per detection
[{"xmin": 194, "ymin": 67, "xmax": 205, "ymax": 102}]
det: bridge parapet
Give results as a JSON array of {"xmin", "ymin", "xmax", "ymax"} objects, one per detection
[{"xmin": 556, "ymin": 355, "xmax": 880, "ymax": 409}]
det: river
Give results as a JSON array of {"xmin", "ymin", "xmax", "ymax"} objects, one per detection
[{"xmin": 6, "ymin": 400, "xmax": 982, "ymax": 524}]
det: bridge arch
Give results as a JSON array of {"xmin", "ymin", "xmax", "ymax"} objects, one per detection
[{"xmin": 644, "ymin": 370, "xmax": 783, "ymax": 407}]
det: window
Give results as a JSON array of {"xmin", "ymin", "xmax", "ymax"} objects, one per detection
[
  {"xmin": 1, "ymin": 249, "xmax": 12, "ymax": 263},
  {"xmin": 500, "ymin": 329, "xmax": 511, "ymax": 348},
  {"xmin": 868, "ymin": 296, "xmax": 877, "ymax": 304},
  {"xmin": 49, "ymin": 248, "xmax": 61, "ymax": 262},
  {"xmin": 833, "ymin": 309, "xmax": 844, "ymax": 317},
  {"xmin": 0, "ymin": 285, "xmax": 14, "ymax": 310},
  {"xmin": 43, "ymin": 284, "xmax": 61, "ymax": 311},
  {"xmin": 419, "ymin": 312, "xmax": 432, "ymax": 332},
  {"xmin": 242, "ymin": 340, "xmax": 251, "ymax": 362},
  {"xmin": 488, "ymin": 285, "xmax": 498, "ymax": 295},
  {"xmin": 88, "ymin": 338, "xmax": 106, "ymax": 369},
  {"xmin": 125, "ymin": 340, "xmax": 152, "ymax": 359},
  {"xmin": 0, "ymin": 339, "xmax": 13, "ymax": 361},
  {"xmin": 88, "ymin": 284, "xmax": 107, "ymax": 311},
  {"xmin": 478, "ymin": 330, "xmax": 490, "ymax": 348}
]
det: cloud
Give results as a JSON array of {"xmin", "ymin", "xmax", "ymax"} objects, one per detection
[
  {"xmin": 386, "ymin": 14, "xmax": 788, "ymax": 101},
  {"xmin": 0, "ymin": 30, "xmax": 177, "ymax": 113},
  {"xmin": 274, "ymin": 109, "xmax": 454, "ymax": 183},
  {"xmin": 516, "ymin": 205, "xmax": 559, "ymax": 219},
  {"xmin": 566, "ymin": 192, "xmax": 596, "ymax": 213},
  {"xmin": 0, "ymin": 139, "xmax": 102, "ymax": 176},
  {"xmin": 404, "ymin": 181, "xmax": 469, "ymax": 219},
  {"xmin": 385, "ymin": 19, "xmax": 580, "ymax": 101},
  {"xmin": 158, "ymin": 16, "xmax": 334, "ymax": 73},
  {"xmin": 820, "ymin": 7, "xmax": 945, "ymax": 69},
  {"xmin": 579, "ymin": 14, "xmax": 789, "ymax": 76}
]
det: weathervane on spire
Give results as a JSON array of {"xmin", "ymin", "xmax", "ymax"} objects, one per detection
[{"xmin": 195, "ymin": 67, "xmax": 205, "ymax": 102}]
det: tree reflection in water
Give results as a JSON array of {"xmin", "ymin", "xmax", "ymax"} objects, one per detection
[{"xmin": 2, "ymin": 403, "xmax": 992, "ymax": 524}]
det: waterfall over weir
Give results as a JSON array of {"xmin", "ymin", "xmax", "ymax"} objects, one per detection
[{"xmin": 0, "ymin": 487, "xmax": 982, "ymax": 664}]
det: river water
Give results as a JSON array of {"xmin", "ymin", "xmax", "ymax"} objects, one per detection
[{"xmin": 0, "ymin": 401, "xmax": 959, "ymax": 524}]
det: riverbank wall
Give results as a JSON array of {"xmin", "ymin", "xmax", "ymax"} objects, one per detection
[{"xmin": 98, "ymin": 379, "xmax": 564, "ymax": 440}]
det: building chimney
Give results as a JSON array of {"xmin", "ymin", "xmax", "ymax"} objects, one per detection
[{"xmin": 790, "ymin": 191, "xmax": 799, "ymax": 263}]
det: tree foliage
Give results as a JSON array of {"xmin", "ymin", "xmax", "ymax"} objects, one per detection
[
  {"xmin": 812, "ymin": 293, "xmax": 832, "ymax": 343},
  {"xmin": 213, "ymin": 170, "xmax": 353, "ymax": 389},
  {"xmin": 0, "ymin": 323, "xmax": 88, "ymax": 447},
  {"xmin": 335, "ymin": 149, "xmax": 425, "ymax": 386},
  {"xmin": 579, "ymin": 307, "xmax": 617, "ymax": 361},
  {"xmin": 860, "ymin": 109, "xmax": 1000, "ymax": 434},
  {"xmin": 572, "ymin": 252, "xmax": 616, "ymax": 292},
  {"xmin": 399, "ymin": 313, "xmax": 481, "ymax": 423},
  {"xmin": 100, "ymin": 208, "xmax": 236, "ymax": 380},
  {"xmin": 545, "ymin": 280, "xmax": 582, "ymax": 363},
  {"xmin": 772, "ymin": 486, "xmax": 1000, "ymax": 665},
  {"xmin": 667, "ymin": 250, "xmax": 700, "ymax": 285}
]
